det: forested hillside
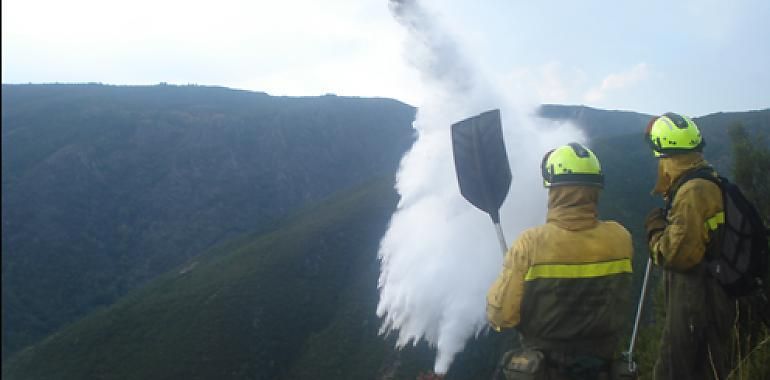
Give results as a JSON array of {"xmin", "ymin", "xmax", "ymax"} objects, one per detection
[
  {"xmin": 3, "ymin": 178, "xmax": 402, "ymax": 380},
  {"xmin": 2, "ymin": 176, "xmax": 518, "ymax": 380},
  {"xmin": 2, "ymin": 84, "xmax": 767, "ymax": 379},
  {"xmin": 1, "ymin": 84, "xmax": 416, "ymax": 357}
]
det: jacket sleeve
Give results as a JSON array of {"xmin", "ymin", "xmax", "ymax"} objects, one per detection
[
  {"xmin": 649, "ymin": 181, "xmax": 718, "ymax": 270},
  {"xmin": 486, "ymin": 234, "xmax": 530, "ymax": 331}
]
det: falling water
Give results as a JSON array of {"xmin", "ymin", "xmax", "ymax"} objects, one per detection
[{"xmin": 376, "ymin": 0, "xmax": 585, "ymax": 374}]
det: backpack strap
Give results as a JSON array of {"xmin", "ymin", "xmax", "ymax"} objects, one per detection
[
  {"xmin": 663, "ymin": 167, "xmax": 725, "ymax": 266},
  {"xmin": 664, "ymin": 166, "xmax": 720, "ymax": 214}
]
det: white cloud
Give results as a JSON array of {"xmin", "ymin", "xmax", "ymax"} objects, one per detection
[
  {"xmin": 583, "ymin": 63, "xmax": 649, "ymax": 103},
  {"xmin": 493, "ymin": 62, "xmax": 587, "ymax": 108},
  {"xmin": 2, "ymin": 0, "xmax": 418, "ymax": 102},
  {"xmin": 537, "ymin": 62, "xmax": 587, "ymax": 103},
  {"xmin": 3, "ymin": 1, "xmax": 766, "ymax": 116}
]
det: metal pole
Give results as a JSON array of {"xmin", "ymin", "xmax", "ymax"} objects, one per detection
[
  {"xmin": 626, "ymin": 257, "xmax": 652, "ymax": 371},
  {"xmin": 493, "ymin": 222, "xmax": 508, "ymax": 256}
]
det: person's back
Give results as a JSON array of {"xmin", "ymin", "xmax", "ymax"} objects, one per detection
[
  {"xmin": 488, "ymin": 143, "xmax": 633, "ymax": 380},
  {"xmin": 515, "ymin": 186, "xmax": 632, "ymax": 358}
]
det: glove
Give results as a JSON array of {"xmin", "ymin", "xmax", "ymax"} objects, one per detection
[{"xmin": 644, "ymin": 207, "xmax": 666, "ymax": 243}]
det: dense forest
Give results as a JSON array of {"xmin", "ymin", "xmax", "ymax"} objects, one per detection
[
  {"xmin": 2, "ymin": 84, "xmax": 768, "ymax": 379},
  {"xmin": 2, "ymin": 84, "xmax": 416, "ymax": 357}
]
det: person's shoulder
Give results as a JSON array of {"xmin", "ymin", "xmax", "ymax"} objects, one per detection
[
  {"xmin": 519, "ymin": 224, "xmax": 544, "ymax": 238},
  {"xmin": 513, "ymin": 224, "xmax": 547, "ymax": 244},
  {"xmin": 675, "ymin": 174, "xmax": 721, "ymax": 203},
  {"xmin": 598, "ymin": 220, "xmax": 632, "ymax": 239}
]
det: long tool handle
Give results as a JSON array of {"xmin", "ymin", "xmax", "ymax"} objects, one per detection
[
  {"xmin": 627, "ymin": 257, "xmax": 652, "ymax": 370},
  {"xmin": 493, "ymin": 222, "xmax": 508, "ymax": 256}
]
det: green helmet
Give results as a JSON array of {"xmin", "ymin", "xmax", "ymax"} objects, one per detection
[
  {"xmin": 541, "ymin": 142, "xmax": 604, "ymax": 188},
  {"xmin": 645, "ymin": 112, "xmax": 704, "ymax": 157}
]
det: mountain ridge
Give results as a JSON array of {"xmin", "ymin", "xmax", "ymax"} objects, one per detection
[
  {"xmin": 2, "ymin": 84, "xmax": 767, "ymax": 378},
  {"xmin": 1, "ymin": 83, "xmax": 417, "ymax": 357}
]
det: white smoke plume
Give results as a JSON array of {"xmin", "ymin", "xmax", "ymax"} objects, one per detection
[{"xmin": 376, "ymin": 0, "xmax": 586, "ymax": 374}]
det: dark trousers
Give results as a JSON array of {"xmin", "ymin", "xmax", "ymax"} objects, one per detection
[{"xmin": 654, "ymin": 266, "xmax": 736, "ymax": 380}]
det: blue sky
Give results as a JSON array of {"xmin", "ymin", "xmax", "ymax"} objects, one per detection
[{"xmin": 2, "ymin": 0, "xmax": 768, "ymax": 117}]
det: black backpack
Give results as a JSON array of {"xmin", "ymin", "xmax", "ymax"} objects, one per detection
[{"xmin": 667, "ymin": 167, "xmax": 770, "ymax": 298}]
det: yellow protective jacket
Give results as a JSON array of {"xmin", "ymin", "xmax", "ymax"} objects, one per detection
[
  {"xmin": 648, "ymin": 152, "xmax": 735, "ymax": 380},
  {"xmin": 649, "ymin": 153, "xmax": 723, "ymax": 270},
  {"xmin": 486, "ymin": 186, "xmax": 633, "ymax": 357}
]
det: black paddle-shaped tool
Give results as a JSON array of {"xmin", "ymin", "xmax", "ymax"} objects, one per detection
[{"xmin": 451, "ymin": 109, "xmax": 512, "ymax": 254}]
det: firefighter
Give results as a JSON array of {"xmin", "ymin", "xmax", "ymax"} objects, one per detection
[
  {"xmin": 487, "ymin": 142, "xmax": 633, "ymax": 380},
  {"xmin": 644, "ymin": 112, "xmax": 736, "ymax": 380}
]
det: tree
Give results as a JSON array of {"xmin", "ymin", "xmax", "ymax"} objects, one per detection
[
  {"xmin": 729, "ymin": 122, "xmax": 770, "ymax": 221},
  {"xmin": 726, "ymin": 122, "xmax": 770, "ymax": 380}
]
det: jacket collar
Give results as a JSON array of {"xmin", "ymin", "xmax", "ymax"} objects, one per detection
[
  {"xmin": 652, "ymin": 152, "xmax": 710, "ymax": 197},
  {"xmin": 546, "ymin": 186, "xmax": 600, "ymax": 231}
]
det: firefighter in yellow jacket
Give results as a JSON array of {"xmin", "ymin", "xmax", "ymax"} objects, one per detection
[
  {"xmin": 487, "ymin": 142, "xmax": 633, "ymax": 379},
  {"xmin": 644, "ymin": 113, "xmax": 735, "ymax": 380}
]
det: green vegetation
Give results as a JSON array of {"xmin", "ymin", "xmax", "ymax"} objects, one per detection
[
  {"xmin": 1, "ymin": 84, "xmax": 416, "ymax": 357},
  {"xmin": 729, "ymin": 123, "xmax": 770, "ymax": 219},
  {"xmin": 3, "ymin": 178, "xmax": 402, "ymax": 379},
  {"xmin": 2, "ymin": 175, "xmax": 515, "ymax": 379},
  {"xmin": 2, "ymin": 90, "xmax": 767, "ymax": 379},
  {"xmin": 725, "ymin": 123, "xmax": 770, "ymax": 380}
]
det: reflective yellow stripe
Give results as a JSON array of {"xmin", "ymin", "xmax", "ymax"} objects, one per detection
[
  {"xmin": 704, "ymin": 211, "xmax": 725, "ymax": 231},
  {"xmin": 524, "ymin": 258, "xmax": 632, "ymax": 281}
]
